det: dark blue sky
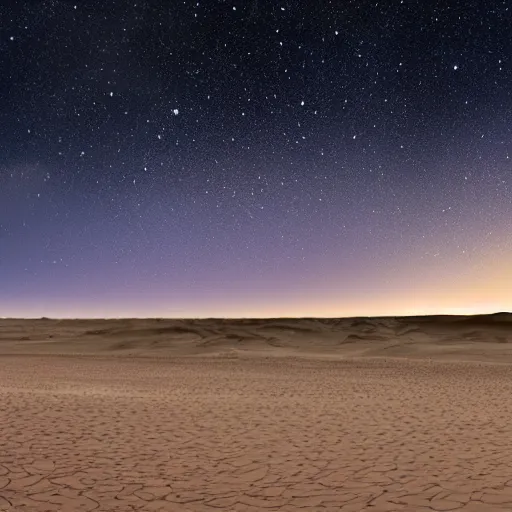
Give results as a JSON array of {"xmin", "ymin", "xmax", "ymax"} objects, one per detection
[{"xmin": 1, "ymin": 0, "xmax": 511, "ymax": 317}]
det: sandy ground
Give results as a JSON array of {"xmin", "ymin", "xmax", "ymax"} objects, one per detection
[{"xmin": 1, "ymin": 315, "xmax": 512, "ymax": 511}]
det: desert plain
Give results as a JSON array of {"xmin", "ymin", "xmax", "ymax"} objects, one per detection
[{"xmin": 1, "ymin": 314, "xmax": 512, "ymax": 511}]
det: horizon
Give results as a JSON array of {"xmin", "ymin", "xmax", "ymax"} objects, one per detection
[{"xmin": 3, "ymin": 309, "xmax": 511, "ymax": 321}]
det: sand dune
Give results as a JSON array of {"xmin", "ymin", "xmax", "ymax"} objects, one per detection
[
  {"xmin": 1, "ymin": 314, "xmax": 511, "ymax": 361},
  {"xmin": 1, "ymin": 315, "xmax": 512, "ymax": 511}
]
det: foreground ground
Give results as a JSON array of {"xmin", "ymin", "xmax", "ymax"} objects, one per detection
[{"xmin": 1, "ymin": 316, "xmax": 512, "ymax": 511}]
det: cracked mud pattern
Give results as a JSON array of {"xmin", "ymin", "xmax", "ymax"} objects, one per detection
[{"xmin": 2, "ymin": 356, "xmax": 512, "ymax": 511}]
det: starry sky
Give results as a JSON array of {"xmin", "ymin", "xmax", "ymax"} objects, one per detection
[{"xmin": 1, "ymin": 0, "xmax": 511, "ymax": 318}]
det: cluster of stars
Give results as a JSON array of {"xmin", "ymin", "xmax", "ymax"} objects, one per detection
[{"xmin": 0, "ymin": 0, "xmax": 511, "ymax": 316}]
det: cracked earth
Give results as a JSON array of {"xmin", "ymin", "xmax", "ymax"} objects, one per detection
[{"xmin": 2, "ymin": 356, "xmax": 512, "ymax": 511}]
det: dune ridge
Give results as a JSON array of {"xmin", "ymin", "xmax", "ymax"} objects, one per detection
[{"xmin": 0, "ymin": 313, "xmax": 511, "ymax": 362}]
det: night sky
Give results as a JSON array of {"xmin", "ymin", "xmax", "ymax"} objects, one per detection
[{"xmin": 1, "ymin": 1, "xmax": 511, "ymax": 318}]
